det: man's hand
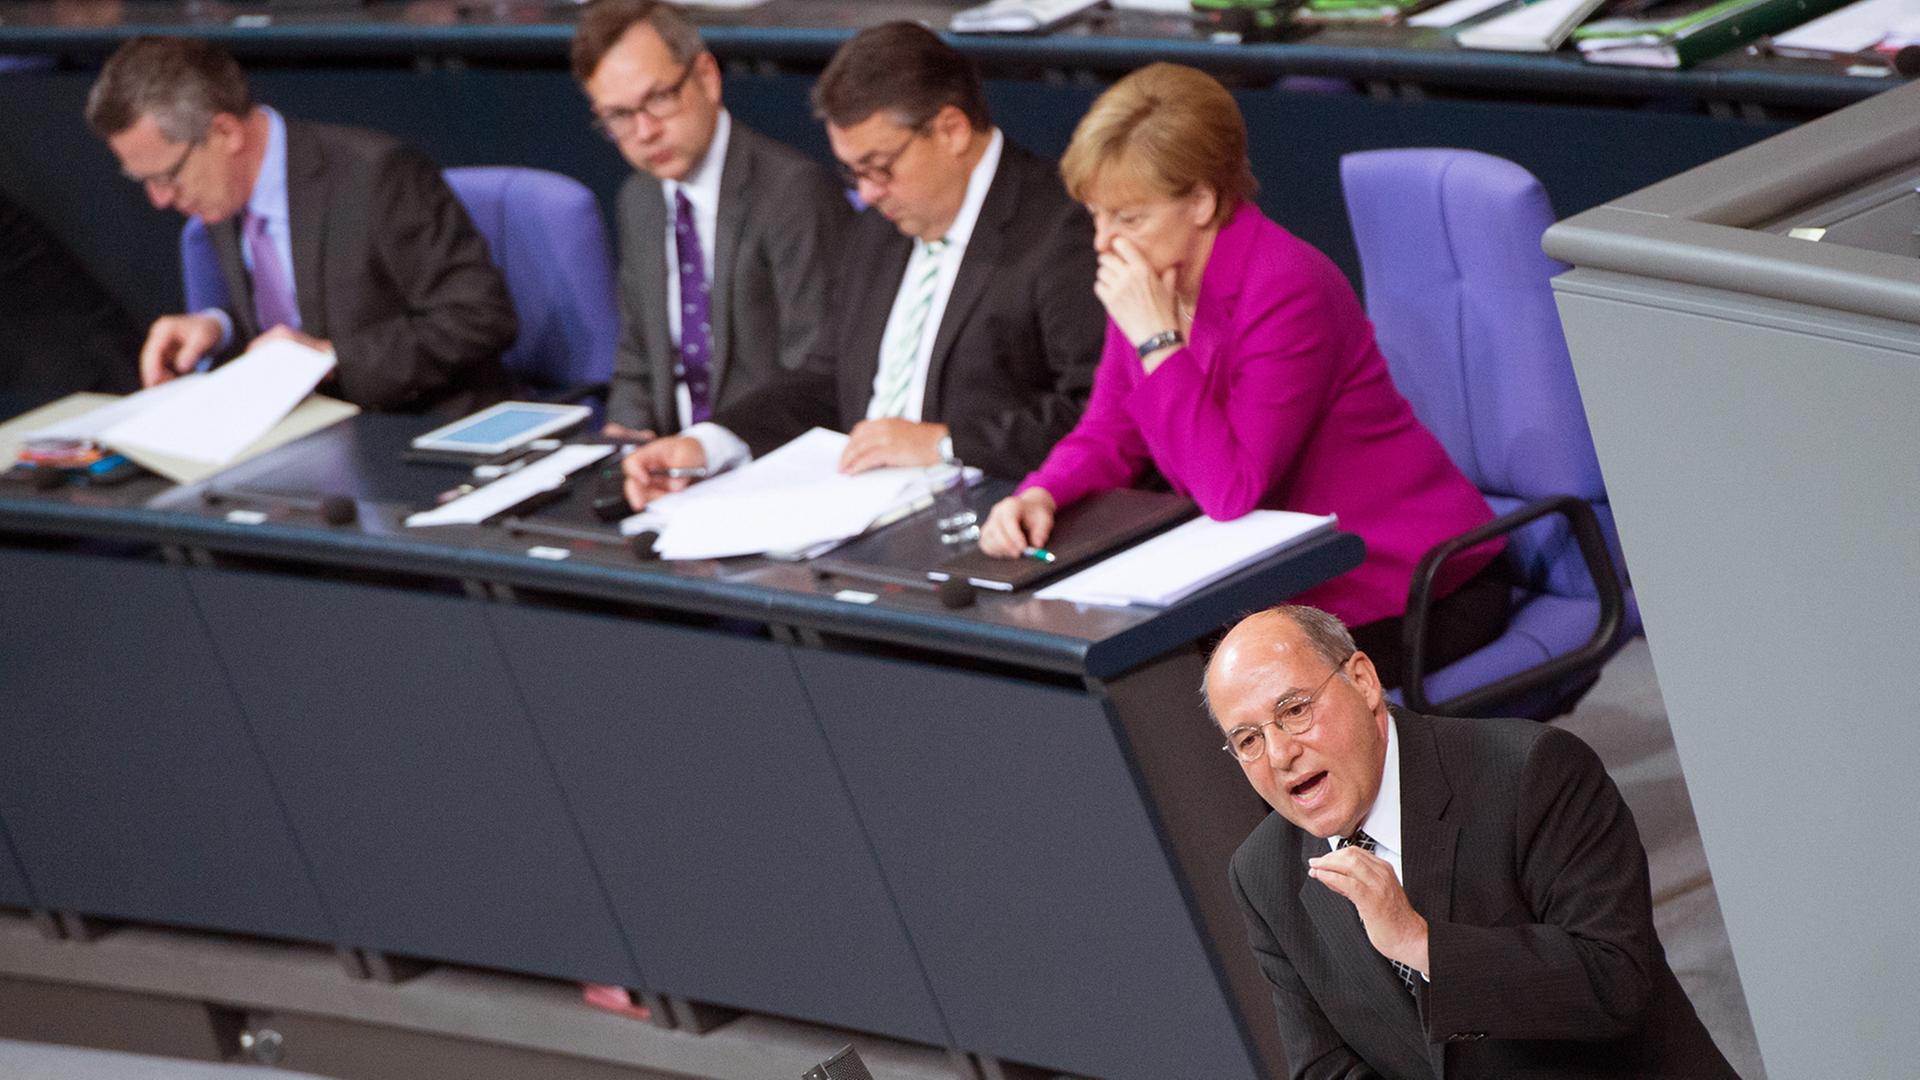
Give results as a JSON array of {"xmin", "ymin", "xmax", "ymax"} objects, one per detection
[
  {"xmin": 139, "ymin": 313, "xmax": 225, "ymax": 387},
  {"xmin": 1308, "ymin": 846, "xmax": 1431, "ymax": 978},
  {"xmin": 621, "ymin": 435, "xmax": 708, "ymax": 510},
  {"xmin": 601, "ymin": 422, "xmax": 656, "ymax": 444},
  {"xmin": 979, "ymin": 487, "xmax": 1057, "ymax": 558},
  {"xmin": 839, "ymin": 418, "xmax": 947, "ymax": 473}
]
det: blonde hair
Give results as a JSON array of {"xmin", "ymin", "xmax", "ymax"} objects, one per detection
[{"xmin": 1060, "ymin": 63, "xmax": 1256, "ymax": 225}]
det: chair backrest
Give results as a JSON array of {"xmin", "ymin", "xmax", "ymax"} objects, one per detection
[
  {"xmin": 180, "ymin": 166, "xmax": 619, "ymax": 395},
  {"xmin": 1341, "ymin": 148, "xmax": 1617, "ymax": 600},
  {"xmin": 443, "ymin": 165, "xmax": 618, "ymax": 394}
]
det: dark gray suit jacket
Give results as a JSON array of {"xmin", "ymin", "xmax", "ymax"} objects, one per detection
[
  {"xmin": 1230, "ymin": 708, "xmax": 1738, "ymax": 1079},
  {"xmin": 713, "ymin": 139, "xmax": 1104, "ymax": 480},
  {"xmin": 605, "ymin": 121, "xmax": 850, "ymax": 435},
  {"xmin": 209, "ymin": 118, "xmax": 516, "ymax": 416}
]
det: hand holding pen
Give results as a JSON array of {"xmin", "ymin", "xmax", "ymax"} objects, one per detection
[
  {"xmin": 979, "ymin": 486, "xmax": 1058, "ymax": 559},
  {"xmin": 620, "ymin": 434, "xmax": 710, "ymax": 510}
]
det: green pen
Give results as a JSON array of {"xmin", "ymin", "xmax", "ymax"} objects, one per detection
[{"xmin": 1022, "ymin": 546, "xmax": 1055, "ymax": 563}]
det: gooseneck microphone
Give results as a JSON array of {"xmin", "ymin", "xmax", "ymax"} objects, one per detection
[{"xmin": 202, "ymin": 486, "xmax": 358, "ymax": 526}]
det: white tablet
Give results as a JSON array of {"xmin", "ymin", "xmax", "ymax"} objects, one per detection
[{"xmin": 409, "ymin": 401, "xmax": 592, "ymax": 456}]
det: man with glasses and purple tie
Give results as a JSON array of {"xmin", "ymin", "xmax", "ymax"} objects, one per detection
[
  {"xmin": 1206, "ymin": 605, "xmax": 1737, "ymax": 1079},
  {"xmin": 617, "ymin": 21, "xmax": 1104, "ymax": 509},
  {"xmin": 573, "ymin": 0, "xmax": 849, "ymax": 444},
  {"xmin": 86, "ymin": 36, "xmax": 516, "ymax": 416}
]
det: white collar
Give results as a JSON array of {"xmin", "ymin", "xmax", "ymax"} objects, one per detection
[
  {"xmin": 1331, "ymin": 713, "xmax": 1402, "ymax": 857},
  {"xmin": 923, "ymin": 126, "xmax": 1002, "ymax": 254},
  {"xmin": 663, "ymin": 108, "xmax": 731, "ymax": 208}
]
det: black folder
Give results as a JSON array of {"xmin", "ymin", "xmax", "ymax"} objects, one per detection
[{"xmin": 934, "ymin": 488, "xmax": 1196, "ymax": 591}]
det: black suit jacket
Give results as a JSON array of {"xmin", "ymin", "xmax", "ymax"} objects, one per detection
[
  {"xmin": 606, "ymin": 121, "xmax": 850, "ymax": 435},
  {"xmin": 1230, "ymin": 708, "xmax": 1738, "ymax": 1079},
  {"xmin": 713, "ymin": 138, "xmax": 1104, "ymax": 480},
  {"xmin": 0, "ymin": 188, "xmax": 141, "ymax": 407},
  {"xmin": 208, "ymin": 118, "xmax": 516, "ymax": 416}
]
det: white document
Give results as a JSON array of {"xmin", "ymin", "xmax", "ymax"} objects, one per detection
[
  {"xmin": 83, "ymin": 340, "xmax": 336, "ymax": 466},
  {"xmin": 404, "ymin": 444, "xmax": 613, "ymax": 528},
  {"xmin": 619, "ymin": 428, "xmax": 960, "ymax": 560},
  {"xmin": 1035, "ymin": 510, "xmax": 1337, "ymax": 608},
  {"xmin": 952, "ymin": 0, "xmax": 1105, "ymax": 33},
  {"xmin": 1409, "ymin": 0, "xmax": 1519, "ymax": 28},
  {"xmin": 1455, "ymin": 0, "xmax": 1606, "ymax": 49},
  {"xmin": 1111, "ymin": 0, "xmax": 1192, "ymax": 11},
  {"xmin": 1773, "ymin": 0, "xmax": 1919, "ymax": 54},
  {"xmin": 26, "ymin": 378, "xmax": 202, "ymax": 443}
]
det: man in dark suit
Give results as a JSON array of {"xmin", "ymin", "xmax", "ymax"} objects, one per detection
[
  {"xmin": 0, "ymin": 188, "xmax": 142, "ymax": 407},
  {"xmin": 619, "ymin": 21, "xmax": 1103, "ymax": 506},
  {"xmin": 86, "ymin": 36, "xmax": 515, "ymax": 416},
  {"xmin": 573, "ymin": 0, "xmax": 849, "ymax": 442},
  {"xmin": 1207, "ymin": 606, "xmax": 1737, "ymax": 1079}
]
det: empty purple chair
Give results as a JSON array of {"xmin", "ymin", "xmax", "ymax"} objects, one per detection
[
  {"xmin": 180, "ymin": 165, "xmax": 617, "ymax": 402},
  {"xmin": 1340, "ymin": 148, "xmax": 1637, "ymax": 719}
]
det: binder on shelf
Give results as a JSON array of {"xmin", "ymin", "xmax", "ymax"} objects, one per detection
[
  {"xmin": 1454, "ymin": 0, "xmax": 1609, "ymax": 49},
  {"xmin": 1573, "ymin": 0, "xmax": 1854, "ymax": 65}
]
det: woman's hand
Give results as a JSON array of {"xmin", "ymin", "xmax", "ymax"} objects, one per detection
[
  {"xmin": 979, "ymin": 487, "xmax": 1058, "ymax": 558},
  {"xmin": 1094, "ymin": 237, "xmax": 1181, "ymax": 353}
]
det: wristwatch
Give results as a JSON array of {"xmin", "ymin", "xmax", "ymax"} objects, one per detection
[{"xmin": 1134, "ymin": 328, "xmax": 1184, "ymax": 358}]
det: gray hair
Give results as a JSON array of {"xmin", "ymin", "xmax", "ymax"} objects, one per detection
[
  {"xmin": 1200, "ymin": 605, "xmax": 1357, "ymax": 726},
  {"xmin": 86, "ymin": 37, "xmax": 252, "ymax": 143}
]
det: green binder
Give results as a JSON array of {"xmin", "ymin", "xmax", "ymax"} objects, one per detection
[{"xmin": 1573, "ymin": 0, "xmax": 1853, "ymax": 67}]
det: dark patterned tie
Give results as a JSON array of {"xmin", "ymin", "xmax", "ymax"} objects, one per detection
[
  {"xmin": 673, "ymin": 188, "xmax": 714, "ymax": 423},
  {"xmin": 243, "ymin": 211, "xmax": 299, "ymax": 333},
  {"xmin": 1340, "ymin": 829, "xmax": 1421, "ymax": 998}
]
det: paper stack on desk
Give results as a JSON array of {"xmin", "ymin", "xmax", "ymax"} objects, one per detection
[
  {"xmin": 22, "ymin": 340, "xmax": 354, "ymax": 483},
  {"xmin": 620, "ymin": 428, "xmax": 968, "ymax": 560},
  {"xmin": 1035, "ymin": 510, "xmax": 1337, "ymax": 608}
]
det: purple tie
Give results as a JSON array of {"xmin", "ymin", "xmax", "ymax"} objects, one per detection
[
  {"xmin": 243, "ymin": 211, "xmax": 300, "ymax": 334},
  {"xmin": 673, "ymin": 189, "xmax": 714, "ymax": 423}
]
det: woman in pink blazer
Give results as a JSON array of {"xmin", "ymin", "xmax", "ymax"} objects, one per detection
[{"xmin": 980, "ymin": 63, "xmax": 1506, "ymax": 680}]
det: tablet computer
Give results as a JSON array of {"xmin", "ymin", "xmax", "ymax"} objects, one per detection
[{"xmin": 408, "ymin": 402, "xmax": 591, "ymax": 456}]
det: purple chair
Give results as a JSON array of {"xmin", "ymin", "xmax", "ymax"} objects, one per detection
[
  {"xmin": 181, "ymin": 165, "xmax": 617, "ymax": 402},
  {"xmin": 1340, "ymin": 148, "xmax": 1636, "ymax": 719}
]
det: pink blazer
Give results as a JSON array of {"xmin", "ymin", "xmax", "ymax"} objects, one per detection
[{"xmin": 1020, "ymin": 204, "xmax": 1499, "ymax": 627}]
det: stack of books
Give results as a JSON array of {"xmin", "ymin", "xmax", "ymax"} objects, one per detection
[{"xmin": 1573, "ymin": 0, "xmax": 1854, "ymax": 65}]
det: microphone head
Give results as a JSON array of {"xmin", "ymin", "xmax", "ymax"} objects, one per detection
[
  {"xmin": 933, "ymin": 577, "xmax": 976, "ymax": 609},
  {"xmin": 1893, "ymin": 44, "xmax": 1920, "ymax": 78},
  {"xmin": 317, "ymin": 495, "xmax": 358, "ymax": 526}
]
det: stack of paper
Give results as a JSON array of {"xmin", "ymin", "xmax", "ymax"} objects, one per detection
[
  {"xmin": 1769, "ymin": 0, "xmax": 1920, "ymax": 55},
  {"xmin": 1455, "ymin": 0, "xmax": 1608, "ymax": 49},
  {"xmin": 1035, "ymin": 510, "xmax": 1337, "ymax": 608},
  {"xmin": 404, "ymin": 445, "xmax": 614, "ymax": 528},
  {"xmin": 952, "ymin": 0, "xmax": 1106, "ymax": 32},
  {"xmin": 1574, "ymin": 0, "xmax": 1853, "ymax": 65},
  {"xmin": 21, "ymin": 340, "xmax": 354, "ymax": 483},
  {"xmin": 619, "ymin": 428, "xmax": 969, "ymax": 561}
]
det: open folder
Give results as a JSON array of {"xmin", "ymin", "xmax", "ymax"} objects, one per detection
[
  {"xmin": 1034, "ymin": 509, "xmax": 1339, "ymax": 608},
  {"xmin": 932, "ymin": 489, "xmax": 1197, "ymax": 592}
]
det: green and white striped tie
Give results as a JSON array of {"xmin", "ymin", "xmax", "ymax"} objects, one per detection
[{"xmin": 871, "ymin": 239, "xmax": 947, "ymax": 419}]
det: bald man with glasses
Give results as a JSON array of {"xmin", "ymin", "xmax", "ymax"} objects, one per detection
[
  {"xmin": 573, "ymin": 0, "xmax": 849, "ymax": 442},
  {"xmin": 1206, "ymin": 605, "xmax": 1737, "ymax": 1080},
  {"xmin": 87, "ymin": 36, "xmax": 515, "ymax": 416}
]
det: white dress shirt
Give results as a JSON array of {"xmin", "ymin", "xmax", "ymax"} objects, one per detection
[{"xmin": 685, "ymin": 128, "xmax": 1005, "ymax": 470}]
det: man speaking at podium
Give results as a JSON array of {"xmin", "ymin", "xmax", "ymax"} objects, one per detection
[
  {"xmin": 1208, "ymin": 606, "xmax": 1737, "ymax": 1079},
  {"xmin": 87, "ymin": 36, "xmax": 517, "ymax": 416}
]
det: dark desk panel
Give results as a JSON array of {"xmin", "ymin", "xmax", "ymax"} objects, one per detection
[
  {"xmin": 488, "ymin": 605, "xmax": 950, "ymax": 1045},
  {"xmin": 187, "ymin": 567, "xmax": 642, "ymax": 986},
  {"xmin": 0, "ymin": 550, "xmax": 334, "ymax": 942},
  {"xmin": 797, "ymin": 649, "xmax": 1265, "ymax": 1080},
  {"xmin": 0, "ymin": 814, "xmax": 38, "ymax": 910}
]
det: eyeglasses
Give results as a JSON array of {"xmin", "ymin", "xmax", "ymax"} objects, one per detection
[
  {"xmin": 126, "ymin": 136, "xmax": 202, "ymax": 190},
  {"xmin": 591, "ymin": 61, "xmax": 698, "ymax": 138},
  {"xmin": 1220, "ymin": 653, "xmax": 1354, "ymax": 763},
  {"xmin": 834, "ymin": 123, "xmax": 926, "ymax": 189}
]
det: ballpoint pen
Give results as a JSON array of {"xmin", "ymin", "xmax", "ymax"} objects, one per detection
[
  {"xmin": 1022, "ymin": 546, "xmax": 1056, "ymax": 563},
  {"xmin": 647, "ymin": 466, "xmax": 713, "ymax": 480}
]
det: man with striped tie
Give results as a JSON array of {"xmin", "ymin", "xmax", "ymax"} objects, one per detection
[
  {"xmin": 1206, "ymin": 606, "xmax": 1737, "ymax": 1079},
  {"xmin": 87, "ymin": 36, "xmax": 516, "ymax": 416},
  {"xmin": 619, "ymin": 22, "xmax": 1104, "ymax": 508}
]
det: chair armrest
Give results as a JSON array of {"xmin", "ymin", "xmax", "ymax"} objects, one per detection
[{"xmin": 1400, "ymin": 494, "xmax": 1625, "ymax": 717}]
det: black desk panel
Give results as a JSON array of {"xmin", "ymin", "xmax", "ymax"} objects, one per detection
[
  {"xmin": 488, "ymin": 604, "xmax": 950, "ymax": 1045},
  {"xmin": 0, "ymin": 550, "xmax": 334, "ymax": 942},
  {"xmin": 186, "ymin": 567, "xmax": 643, "ymax": 986},
  {"xmin": 795, "ymin": 649, "xmax": 1264, "ymax": 1080},
  {"xmin": 0, "ymin": 813, "xmax": 39, "ymax": 910}
]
